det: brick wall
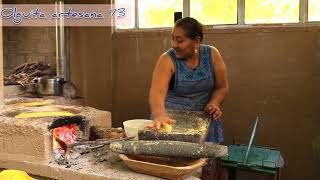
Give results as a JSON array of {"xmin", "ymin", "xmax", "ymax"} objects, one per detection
[
  {"xmin": 3, "ymin": 27, "xmax": 56, "ymax": 76},
  {"xmin": 2, "ymin": 0, "xmax": 57, "ymax": 76}
]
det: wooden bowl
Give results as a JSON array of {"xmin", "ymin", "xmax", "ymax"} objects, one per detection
[{"xmin": 119, "ymin": 154, "xmax": 207, "ymax": 180}]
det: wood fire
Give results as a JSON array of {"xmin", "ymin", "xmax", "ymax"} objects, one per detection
[{"xmin": 53, "ymin": 124, "xmax": 78, "ymax": 160}]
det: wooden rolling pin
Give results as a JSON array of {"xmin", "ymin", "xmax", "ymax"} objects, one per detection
[{"xmin": 110, "ymin": 140, "xmax": 228, "ymax": 158}]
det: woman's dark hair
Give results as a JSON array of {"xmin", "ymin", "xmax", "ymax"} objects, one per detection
[{"xmin": 174, "ymin": 17, "xmax": 204, "ymax": 41}]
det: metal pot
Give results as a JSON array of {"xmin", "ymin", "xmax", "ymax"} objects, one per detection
[{"xmin": 36, "ymin": 77, "xmax": 64, "ymax": 96}]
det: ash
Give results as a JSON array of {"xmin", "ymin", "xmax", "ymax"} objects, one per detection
[{"xmin": 50, "ymin": 144, "xmax": 124, "ymax": 171}]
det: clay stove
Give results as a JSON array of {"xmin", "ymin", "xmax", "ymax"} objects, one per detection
[{"xmin": 0, "ymin": 98, "xmax": 111, "ymax": 163}]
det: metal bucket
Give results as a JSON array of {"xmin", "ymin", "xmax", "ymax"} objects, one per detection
[{"xmin": 36, "ymin": 77, "xmax": 64, "ymax": 96}]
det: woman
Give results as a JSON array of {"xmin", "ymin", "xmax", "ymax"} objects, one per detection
[
  {"xmin": 149, "ymin": 17, "xmax": 228, "ymax": 137},
  {"xmin": 148, "ymin": 17, "xmax": 229, "ymax": 179}
]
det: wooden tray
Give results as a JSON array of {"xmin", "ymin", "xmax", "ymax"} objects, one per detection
[{"xmin": 119, "ymin": 154, "xmax": 207, "ymax": 180}]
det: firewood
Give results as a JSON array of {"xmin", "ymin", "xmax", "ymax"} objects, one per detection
[
  {"xmin": 13, "ymin": 62, "xmax": 29, "ymax": 74},
  {"xmin": 5, "ymin": 61, "xmax": 55, "ymax": 86},
  {"xmin": 29, "ymin": 70, "xmax": 41, "ymax": 77}
]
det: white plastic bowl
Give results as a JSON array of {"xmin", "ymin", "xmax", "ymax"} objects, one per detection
[{"xmin": 123, "ymin": 119, "xmax": 153, "ymax": 138}]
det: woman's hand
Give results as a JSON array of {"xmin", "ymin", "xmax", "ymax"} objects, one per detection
[
  {"xmin": 205, "ymin": 103, "xmax": 222, "ymax": 120},
  {"xmin": 145, "ymin": 115, "xmax": 175, "ymax": 130}
]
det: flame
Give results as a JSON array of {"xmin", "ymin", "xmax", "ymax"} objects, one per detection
[{"xmin": 53, "ymin": 124, "xmax": 78, "ymax": 151}]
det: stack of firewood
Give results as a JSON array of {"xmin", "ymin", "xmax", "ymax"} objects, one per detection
[{"xmin": 5, "ymin": 62, "xmax": 55, "ymax": 86}]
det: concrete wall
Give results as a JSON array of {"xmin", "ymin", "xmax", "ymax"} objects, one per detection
[
  {"xmin": 69, "ymin": 27, "xmax": 113, "ymax": 111},
  {"xmin": 68, "ymin": 0, "xmax": 113, "ymax": 112},
  {"xmin": 112, "ymin": 31, "xmax": 170, "ymax": 124},
  {"xmin": 112, "ymin": 26, "xmax": 320, "ymax": 179}
]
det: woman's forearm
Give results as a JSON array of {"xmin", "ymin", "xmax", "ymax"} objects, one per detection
[
  {"xmin": 209, "ymin": 87, "xmax": 229, "ymax": 106},
  {"xmin": 149, "ymin": 93, "xmax": 166, "ymax": 119}
]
